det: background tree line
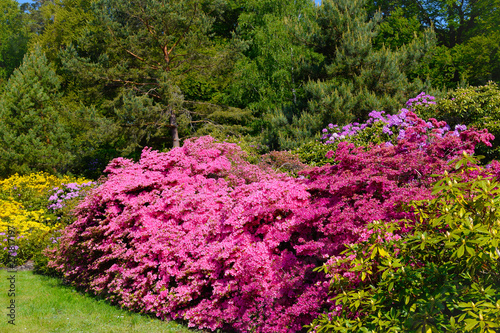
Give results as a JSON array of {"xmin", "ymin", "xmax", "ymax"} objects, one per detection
[{"xmin": 0, "ymin": 0, "xmax": 498, "ymax": 178}]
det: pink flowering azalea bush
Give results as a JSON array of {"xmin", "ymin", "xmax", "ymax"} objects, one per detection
[
  {"xmin": 47, "ymin": 136, "xmax": 331, "ymax": 332},
  {"xmin": 302, "ymin": 109, "xmax": 494, "ymax": 254},
  {"xmin": 47, "ymin": 98, "xmax": 495, "ymax": 332}
]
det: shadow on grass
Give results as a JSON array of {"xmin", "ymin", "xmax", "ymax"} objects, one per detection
[
  {"xmin": 32, "ymin": 269, "xmax": 237, "ymax": 333},
  {"xmin": 0, "ymin": 269, "xmax": 228, "ymax": 333}
]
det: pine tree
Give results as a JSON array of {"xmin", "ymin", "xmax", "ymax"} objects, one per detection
[
  {"xmin": 52, "ymin": 0, "xmax": 252, "ymax": 154},
  {"xmin": 0, "ymin": 45, "xmax": 74, "ymax": 177},
  {"xmin": 265, "ymin": 0, "xmax": 438, "ymax": 150}
]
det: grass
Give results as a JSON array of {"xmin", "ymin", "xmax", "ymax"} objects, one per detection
[{"xmin": 0, "ymin": 269, "xmax": 199, "ymax": 333}]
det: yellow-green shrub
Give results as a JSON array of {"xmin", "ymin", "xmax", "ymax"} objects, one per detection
[
  {"xmin": 0, "ymin": 199, "xmax": 60, "ymax": 266},
  {"xmin": 0, "ymin": 172, "xmax": 89, "ymax": 211},
  {"xmin": 0, "ymin": 172, "xmax": 93, "ymax": 268},
  {"xmin": 414, "ymin": 82, "xmax": 500, "ymax": 162}
]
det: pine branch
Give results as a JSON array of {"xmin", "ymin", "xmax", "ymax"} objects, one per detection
[
  {"xmin": 107, "ymin": 78, "xmax": 159, "ymax": 86},
  {"xmin": 163, "ymin": 3, "xmax": 198, "ymax": 70},
  {"xmin": 107, "ymin": 26, "xmax": 162, "ymax": 70}
]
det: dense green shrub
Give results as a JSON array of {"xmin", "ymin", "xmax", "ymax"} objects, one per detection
[
  {"xmin": 293, "ymin": 118, "xmax": 394, "ymax": 166},
  {"xmin": 308, "ymin": 154, "xmax": 500, "ymax": 333},
  {"xmin": 292, "ymin": 139, "xmax": 331, "ymax": 167}
]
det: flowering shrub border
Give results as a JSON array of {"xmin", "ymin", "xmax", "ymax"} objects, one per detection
[
  {"xmin": 46, "ymin": 94, "xmax": 496, "ymax": 332},
  {"xmin": 0, "ymin": 173, "xmax": 93, "ymax": 267}
]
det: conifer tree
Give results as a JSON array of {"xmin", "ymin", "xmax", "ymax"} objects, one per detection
[
  {"xmin": 53, "ymin": 0, "xmax": 252, "ymax": 154},
  {"xmin": 0, "ymin": 45, "xmax": 74, "ymax": 177},
  {"xmin": 265, "ymin": 0, "xmax": 438, "ymax": 150}
]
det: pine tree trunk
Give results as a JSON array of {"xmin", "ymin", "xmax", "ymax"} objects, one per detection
[{"xmin": 170, "ymin": 112, "xmax": 180, "ymax": 148}]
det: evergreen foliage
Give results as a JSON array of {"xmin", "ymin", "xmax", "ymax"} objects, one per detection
[
  {"xmin": 0, "ymin": 45, "xmax": 74, "ymax": 176},
  {"xmin": 266, "ymin": 0, "xmax": 437, "ymax": 150},
  {"xmin": 54, "ymin": 0, "xmax": 252, "ymax": 155},
  {"xmin": 0, "ymin": 0, "xmax": 494, "ymax": 177},
  {"xmin": 0, "ymin": 0, "xmax": 30, "ymax": 84}
]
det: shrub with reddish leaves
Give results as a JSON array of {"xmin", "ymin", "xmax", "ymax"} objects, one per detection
[{"xmin": 47, "ymin": 109, "xmax": 494, "ymax": 332}]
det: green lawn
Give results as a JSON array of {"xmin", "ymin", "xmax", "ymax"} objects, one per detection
[{"xmin": 0, "ymin": 270, "xmax": 199, "ymax": 333}]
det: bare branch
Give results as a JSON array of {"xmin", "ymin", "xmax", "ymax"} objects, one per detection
[{"xmin": 106, "ymin": 78, "xmax": 159, "ymax": 86}]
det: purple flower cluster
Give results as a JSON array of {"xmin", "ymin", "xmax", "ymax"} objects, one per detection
[
  {"xmin": 49, "ymin": 236, "xmax": 61, "ymax": 244},
  {"xmin": 405, "ymin": 92, "xmax": 436, "ymax": 108},
  {"xmin": 1, "ymin": 233, "xmax": 20, "ymax": 257},
  {"xmin": 6, "ymin": 245, "xmax": 19, "ymax": 257},
  {"xmin": 48, "ymin": 181, "xmax": 95, "ymax": 212},
  {"xmin": 320, "ymin": 93, "xmax": 467, "ymax": 147},
  {"xmin": 322, "ymin": 122, "xmax": 369, "ymax": 144}
]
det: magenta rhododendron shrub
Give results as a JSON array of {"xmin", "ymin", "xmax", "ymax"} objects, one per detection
[
  {"xmin": 305, "ymin": 110, "xmax": 495, "ymax": 255},
  {"xmin": 47, "ymin": 109, "xmax": 494, "ymax": 332}
]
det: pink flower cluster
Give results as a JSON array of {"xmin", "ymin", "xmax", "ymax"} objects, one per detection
[{"xmin": 47, "ymin": 110, "xmax": 494, "ymax": 332}]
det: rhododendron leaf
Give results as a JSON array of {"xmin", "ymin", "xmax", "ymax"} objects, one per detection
[
  {"xmin": 378, "ymin": 247, "xmax": 388, "ymax": 257},
  {"xmin": 464, "ymin": 319, "xmax": 478, "ymax": 330},
  {"xmin": 456, "ymin": 245, "xmax": 465, "ymax": 258},
  {"xmin": 455, "ymin": 159, "xmax": 465, "ymax": 170}
]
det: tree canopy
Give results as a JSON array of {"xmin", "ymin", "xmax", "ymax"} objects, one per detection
[
  {"xmin": 0, "ymin": 0, "xmax": 498, "ymax": 177},
  {"xmin": 0, "ymin": 0, "xmax": 30, "ymax": 85}
]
